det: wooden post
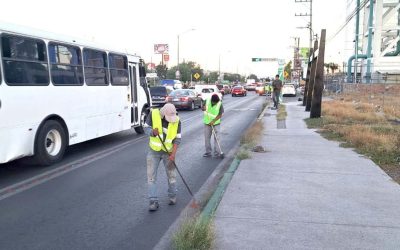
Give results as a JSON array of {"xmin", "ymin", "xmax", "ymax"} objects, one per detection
[
  {"xmin": 302, "ymin": 53, "xmax": 312, "ymax": 106},
  {"xmin": 305, "ymin": 40, "xmax": 319, "ymax": 111},
  {"xmin": 310, "ymin": 29, "xmax": 326, "ymax": 118}
]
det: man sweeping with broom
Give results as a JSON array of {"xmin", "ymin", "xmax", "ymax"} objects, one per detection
[
  {"xmin": 202, "ymin": 94, "xmax": 224, "ymax": 158},
  {"xmin": 144, "ymin": 103, "xmax": 181, "ymax": 211}
]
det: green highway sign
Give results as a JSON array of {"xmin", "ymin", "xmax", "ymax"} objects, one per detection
[{"xmin": 251, "ymin": 58, "xmax": 278, "ymax": 62}]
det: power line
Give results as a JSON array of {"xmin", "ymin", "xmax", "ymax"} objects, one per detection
[{"xmin": 327, "ymin": 0, "xmax": 368, "ymax": 42}]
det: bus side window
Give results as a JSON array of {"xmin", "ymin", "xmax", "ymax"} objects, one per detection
[
  {"xmin": 138, "ymin": 59, "xmax": 146, "ymax": 87},
  {"xmin": 49, "ymin": 42, "xmax": 83, "ymax": 85},
  {"xmin": 109, "ymin": 53, "xmax": 128, "ymax": 86},
  {"xmin": 1, "ymin": 34, "xmax": 49, "ymax": 86},
  {"xmin": 83, "ymin": 49, "xmax": 108, "ymax": 86}
]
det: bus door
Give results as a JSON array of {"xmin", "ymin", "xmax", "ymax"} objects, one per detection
[{"xmin": 129, "ymin": 63, "xmax": 139, "ymax": 125}]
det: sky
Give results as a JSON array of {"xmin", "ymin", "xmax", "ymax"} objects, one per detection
[{"xmin": 0, "ymin": 0, "xmax": 350, "ymax": 78}]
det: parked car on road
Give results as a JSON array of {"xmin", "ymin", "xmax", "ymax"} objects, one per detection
[
  {"xmin": 231, "ymin": 86, "xmax": 247, "ymax": 97},
  {"xmin": 200, "ymin": 87, "xmax": 223, "ymax": 101},
  {"xmin": 166, "ymin": 89, "xmax": 202, "ymax": 110},
  {"xmin": 223, "ymin": 85, "xmax": 231, "ymax": 94},
  {"xmin": 255, "ymin": 82, "xmax": 266, "ymax": 96},
  {"xmin": 244, "ymin": 83, "xmax": 256, "ymax": 91},
  {"xmin": 150, "ymin": 86, "xmax": 173, "ymax": 107},
  {"xmin": 282, "ymin": 84, "xmax": 296, "ymax": 97}
]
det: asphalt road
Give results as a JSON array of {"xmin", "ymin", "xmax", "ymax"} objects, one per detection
[{"xmin": 0, "ymin": 92, "xmax": 267, "ymax": 250}]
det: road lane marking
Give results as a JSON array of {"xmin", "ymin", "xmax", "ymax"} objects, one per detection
[{"xmin": 0, "ymin": 136, "xmax": 146, "ymax": 201}]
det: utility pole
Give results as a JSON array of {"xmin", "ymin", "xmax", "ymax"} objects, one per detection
[
  {"xmin": 295, "ymin": 0, "xmax": 313, "ymax": 57},
  {"xmin": 292, "ymin": 37, "xmax": 301, "ymax": 84},
  {"xmin": 291, "ymin": 37, "xmax": 300, "ymax": 83}
]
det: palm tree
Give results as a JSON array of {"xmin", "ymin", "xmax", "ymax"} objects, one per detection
[
  {"xmin": 324, "ymin": 63, "xmax": 330, "ymax": 74},
  {"xmin": 329, "ymin": 63, "xmax": 339, "ymax": 74}
]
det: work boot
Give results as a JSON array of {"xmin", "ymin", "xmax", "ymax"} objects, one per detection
[
  {"xmin": 168, "ymin": 197, "xmax": 177, "ymax": 205},
  {"xmin": 149, "ymin": 200, "xmax": 159, "ymax": 211},
  {"xmin": 214, "ymin": 153, "xmax": 224, "ymax": 159},
  {"xmin": 203, "ymin": 152, "xmax": 211, "ymax": 157}
]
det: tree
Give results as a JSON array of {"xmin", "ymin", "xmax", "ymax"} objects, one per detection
[
  {"xmin": 207, "ymin": 71, "xmax": 219, "ymax": 83},
  {"xmin": 284, "ymin": 61, "xmax": 292, "ymax": 80},
  {"xmin": 165, "ymin": 61, "xmax": 205, "ymax": 83},
  {"xmin": 324, "ymin": 63, "xmax": 330, "ymax": 74},
  {"xmin": 248, "ymin": 74, "xmax": 258, "ymax": 81},
  {"xmin": 224, "ymin": 73, "xmax": 242, "ymax": 82},
  {"xmin": 329, "ymin": 62, "xmax": 339, "ymax": 74},
  {"xmin": 155, "ymin": 64, "xmax": 168, "ymax": 79}
]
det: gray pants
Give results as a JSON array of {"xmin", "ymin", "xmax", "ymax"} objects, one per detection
[
  {"xmin": 273, "ymin": 90, "xmax": 281, "ymax": 108},
  {"xmin": 204, "ymin": 124, "xmax": 221, "ymax": 155},
  {"xmin": 147, "ymin": 149, "xmax": 177, "ymax": 201}
]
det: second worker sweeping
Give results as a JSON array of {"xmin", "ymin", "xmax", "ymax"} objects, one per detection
[{"xmin": 202, "ymin": 94, "xmax": 224, "ymax": 158}]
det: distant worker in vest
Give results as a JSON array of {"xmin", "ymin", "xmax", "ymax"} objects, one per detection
[
  {"xmin": 272, "ymin": 74, "xmax": 283, "ymax": 109},
  {"xmin": 264, "ymin": 83, "xmax": 273, "ymax": 97},
  {"xmin": 202, "ymin": 94, "xmax": 224, "ymax": 158},
  {"xmin": 144, "ymin": 103, "xmax": 181, "ymax": 211}
]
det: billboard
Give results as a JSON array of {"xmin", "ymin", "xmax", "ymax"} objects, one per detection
[{"xmin": 154, "ymin": 44, "xmax": 169, "ymax": 54}]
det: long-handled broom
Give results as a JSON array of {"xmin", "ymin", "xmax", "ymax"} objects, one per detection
[
  {"xmin": 211, "ymin": 125, "xmax": 224, "ymax": 158},
  {"xmin": 157, "ymin": 134, "xmax": 199, "ymax": 209}
]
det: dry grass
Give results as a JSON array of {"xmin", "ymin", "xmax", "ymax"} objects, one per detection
[
  {"xmin": 341, "ymin": 83, "xmax": 400, "ymax": 119},
  {"xmin": 173, "ymin": 217, "xmax": 214, "ymax": 250},
  {"xmin": 306, "ymin": 93, "xmax": 400, "ymax": 182},
  {"xmin": 276, "ymin": 104, "xmax": 287, "ymax": 121},
  {"xmin": 240, "ymin": 120, "xmax": 264, "ymax": 146},
  {"xmin": 238, "ymin": 120, "xmax": 264, "ymax": 160}
]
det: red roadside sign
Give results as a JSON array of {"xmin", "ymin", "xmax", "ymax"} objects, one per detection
[{"xmin": 163, "ymin": 54, "xmax": 170, "ymax": 62}]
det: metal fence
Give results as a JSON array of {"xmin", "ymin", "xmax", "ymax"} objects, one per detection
[{"xmin": 324, "ymin": 74, "xmax": 400, "ymax": 119}]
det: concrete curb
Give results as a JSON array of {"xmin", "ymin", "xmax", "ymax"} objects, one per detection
[{"xmin": 200, "ymin": 158, "xmax": 241, "ymax": 221}]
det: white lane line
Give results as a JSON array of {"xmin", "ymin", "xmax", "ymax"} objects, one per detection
[{"xmin": 0, "ymin": 136, "xmax": 146, "ymax": 201}]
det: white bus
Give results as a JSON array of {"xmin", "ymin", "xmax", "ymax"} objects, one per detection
[{"xmin": 0, "ymin": 23, "xmax": 151, "ymax": 165}]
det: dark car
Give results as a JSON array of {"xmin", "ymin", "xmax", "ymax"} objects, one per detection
[
  {"xmin": 149, "ymin": 86, "xmax": 172, "ymax": 107},
  {"xmin": 231, "ymin": 86, "xmax": 247, "ymax": 97},
  {"xmin": 166, "ymin": 89, "xmax": 202, "ymax": 110}
]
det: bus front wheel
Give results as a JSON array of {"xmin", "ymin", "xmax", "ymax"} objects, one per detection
[
  {"xmin": 34, "ymin": 120, "xmax": 67, "ymax": 166},
  {"xmin": 134, "ymin": 108, "xmax": 149, "ymax": 134}
]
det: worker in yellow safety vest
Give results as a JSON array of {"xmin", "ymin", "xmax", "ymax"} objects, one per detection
[
  {"xmin": 202, "ymin": 94, "xmax": 224, "ymax": 158},
  {"xmin": 144, "ymin": 103, "xmax": 181, "ymax": 211},
  {"xmin": 264, "ymin": 83, "xmax": 273, "ymax": 96}
]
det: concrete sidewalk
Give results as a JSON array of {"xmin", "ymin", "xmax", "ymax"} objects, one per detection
[{"xmin": 214, "ymin": 101, "xmax": 400, "ymax": 249}]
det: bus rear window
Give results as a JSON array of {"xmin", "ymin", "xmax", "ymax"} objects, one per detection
[
  {"xmin": 83, "ymin": 49, "xmax": 108, "ymax": 86},
  {"xmin": 49, "ymin": 43, "xmax": 83, "ymax": 85},
  {"xmin": 1, "ymin": 34, "xmax": 49, "ymax": 86},
  {"xmin": 109, "ymin": 53, "xmax": 128, "ymax": 86}
]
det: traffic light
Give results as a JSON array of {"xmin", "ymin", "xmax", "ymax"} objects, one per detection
[{"xmin": 252, "ymin": 58, "xmax": 262, "ymax": 62}]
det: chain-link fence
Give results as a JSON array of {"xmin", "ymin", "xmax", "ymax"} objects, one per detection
[{"xmin": 324, "ymin": 74, "xmax": 400, "ymax": 119}]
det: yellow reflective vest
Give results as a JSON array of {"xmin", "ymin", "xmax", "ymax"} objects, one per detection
[
  {"xmin": 203, "ymin": 99, "xmax": 221, "ymax": 125},
  {"xmin": 149, "ymin": 109, "xmax": 179, "ymax": 152}
]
